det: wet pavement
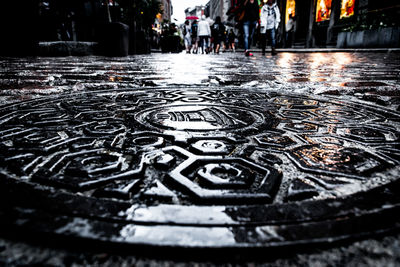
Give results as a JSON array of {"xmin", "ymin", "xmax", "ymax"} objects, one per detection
[{"xmin": 0, "ymin": 51, "xmax": 400, "ymax": 264}]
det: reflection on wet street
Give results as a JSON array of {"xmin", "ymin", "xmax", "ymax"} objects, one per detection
[
  {"xmin": 1, "ymin": 52, "xmax": 399, "ymax": 108},
  {"xmin": 0, "ymin": 51, "xmax": 400, "ymax": 251}
]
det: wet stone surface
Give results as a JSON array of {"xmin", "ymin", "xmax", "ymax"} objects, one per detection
[{"xmin": 0, "ymin": 52, "xmax": 400, "ymax": 259}]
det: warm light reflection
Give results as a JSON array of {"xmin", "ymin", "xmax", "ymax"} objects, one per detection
[
  {"xmin": 310, "ymin": 53, "xmax": 330, "ymax": 69},
  {"xmin": 308, "ymin": 53, "xmax": 330, "ymax": 82},
  {"xmin": 299, "ymin": 145, "xmax": 351, "ymax": 171},
  {"xmin": 332, "ymin": 53, "xmax": 352, "ymax": 69},
  {"xmin": 285, "ymin": 0, "xmax": 296, "ymax": 25},
  {"xmin": 316, "ymin": 0, "xmax": 332, "ymax": 22},
  {"xmin": 340, "ymin": 0, "xmax": 355, "ymax": 19},
  {"xmin": 306, "ymin": 53, "xmax": 353, "ymax": 83},
  {"xmin": 277, "ymin": 53, "xmax": 295, "ymax": 69}
]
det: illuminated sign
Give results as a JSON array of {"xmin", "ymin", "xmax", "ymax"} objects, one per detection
[
  {"xmin": 316, "ymin": 0, "xmax": 332, "ymax": 22},
  {"xmin": 340, "ymin": 0, "xmax": 355, "ymax": 19},
  {"xmin": 285, "ymin": 0, "xmax": 296, "ymax": 25}
]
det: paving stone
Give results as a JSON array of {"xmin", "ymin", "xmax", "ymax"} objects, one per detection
[{"xmin": 0, "ymin": 52, "xmax": 399, "ymax": 263}]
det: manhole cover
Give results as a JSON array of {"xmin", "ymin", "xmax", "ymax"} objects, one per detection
[
  {"xmin": 0, "ymin": 88, "xmax": 399, "ymax": 254},
  {"xmin": 136, "ymin": 104, "xmax": 265, "ymax": 131}
]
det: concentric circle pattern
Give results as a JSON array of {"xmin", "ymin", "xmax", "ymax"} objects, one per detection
[{"xmin": 0, "ymin": 88, "xmax": 400, "ymax": 251}]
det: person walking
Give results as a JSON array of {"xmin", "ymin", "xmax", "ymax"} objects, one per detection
[
  {"xmin": 183, "ymin": 20, "xmax": 192, "ymax": 53},
  {"xmin": 198, "ymin": 15, "xmax": 211, "ymax": 54},
  {"xmin": 242, "ymin": 0, "xmax": 260, "ymax": 56},
  {"xmin": 228, "ymin": 29, "xmax": 236, "ymax": 52},
  {"xmin": 260, "ymin": 0, "xmax": 281, "ymax": 55},
  {"xmin": 191, "ymin": 20, "xmax": 199, "ymax": 53},
  {"xmin": 285, "ymin": 14, "xmax": 295, "ymax": 48},
  {"xmin": 211, "ymin": 16, "xmax": 226, "ymax": 54}
]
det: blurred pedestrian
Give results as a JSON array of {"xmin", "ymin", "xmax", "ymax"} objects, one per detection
[
  {"xmin": 183, "ymin": 20, "xmax": 192, "ymax": 53},
  {"xmin": 285, "ymin": 14, "xmax": 295, "ymax": 48},
  {"xmin": 242, "ymin": 0, "xmax": 260, "ymax": 56},
  {"xmin": 211, "ymin": 16, "xmax": 226, "ymax": 54},
  {"xmin": 191, "ymin": 20, "xmax": 199, "ymax": 53},
  {"xmin": 228, "ymin": 29, "xmax": 236, "ymax": 52},
  {"xmin": 198, "ymin": 15, "xmax": 211, "ymax": 54},
  {"xmin": 260, "ymin": 0, "xmax": 280, "ymax": 55}
]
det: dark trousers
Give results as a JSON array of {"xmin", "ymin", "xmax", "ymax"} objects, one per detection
[
  {"xmin": 286, "ymin": 30, "xmax": 294, "ymax": 48},
  {"xmin": 261, "ymin": 28, "xmax": 276, "ymax": 53},
  {"xmin": 199, "ymin": 36, "xmax": 209, "ymax": 53}
]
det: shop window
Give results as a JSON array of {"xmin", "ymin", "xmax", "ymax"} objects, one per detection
[
  {"xmin": 316, "ymin": 0, "xmax": 332, "ymax": 22},
  {"xmin": 340, "ymin": 0, "xmax": 355, "ymax": 19},
  {"xmin": 285, "ymin": 0, "xmax": 296, "ymax": 25}
]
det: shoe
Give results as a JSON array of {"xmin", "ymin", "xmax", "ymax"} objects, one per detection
[
  {"xmin": 271, "ymin": 48, "xmax": 277, "ymax": 55},
  {"xmin": 245, "ymin": 50, "xmax": 253, "ymax": 57}
]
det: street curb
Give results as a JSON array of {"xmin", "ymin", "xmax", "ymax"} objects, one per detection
[
  {"xmin": 151, "ymin": 48, "xmax": 400, "ymax": 53},
  {"xmin": 35, "ymin": 42, "xmax": 400, "ymax": 56}
]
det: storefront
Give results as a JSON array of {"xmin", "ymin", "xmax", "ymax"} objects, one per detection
[
  {"xmin": 283, "ymin": 0, "xmax": 314, "ymax": 47},
  {"xmin": 280, "ymin": 0, "xmax": 359, "ymax": 47},
  {"xmin": 315, "ymin": 0, "xmax": 332, "ymax": 22},
  {"xmin": 226, "ymin": 0, "xmax": 397, "ymax": 48}
]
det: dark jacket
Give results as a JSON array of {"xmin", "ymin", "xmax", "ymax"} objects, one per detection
[
  {"xmin": 243, "ymin": 0, "xmax": 260, "ymax": 22},
  {"xmin": 211, "ymin": 22, "xmax": 225, "ymax": 39}
]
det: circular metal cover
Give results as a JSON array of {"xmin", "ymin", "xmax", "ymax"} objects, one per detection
[{"xmin": 0, "ymin": 88, "xmax": 399, "ymax": 253}]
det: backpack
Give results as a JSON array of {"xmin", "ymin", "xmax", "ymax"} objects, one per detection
[
  {"xmin": 267, "ymin": 6, "xmax": 276, "ymax": 17},
  {"xmin": 212, "ymin": 23, "xmax": 220, "ymax": 37},
  {"xmin": 191, "ymin": 24, "xmax": 198, "ymax": 37}
]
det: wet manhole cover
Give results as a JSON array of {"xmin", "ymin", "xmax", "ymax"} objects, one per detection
[{"xmin": 0, "ymin": 88, "xmax": 399, "ymax": 254}]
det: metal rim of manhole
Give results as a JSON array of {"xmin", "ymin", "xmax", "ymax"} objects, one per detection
[{"xmin": 0, "ymin": 87, "xmax": 399, "ymax": 256}]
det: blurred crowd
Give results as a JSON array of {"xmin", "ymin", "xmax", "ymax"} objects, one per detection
[{"xmin": 159, "ymin": 0, "xmax": 291, "ymax": 56}]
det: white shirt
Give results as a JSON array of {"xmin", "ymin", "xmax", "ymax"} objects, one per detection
[
  {"xmin": 184, "ymin": 25, "xmax": 191, "ymax": 38},
  {"xmin": 286, "ymin": 18, "xmax": 295, "ymax": 32},
  {"xmin": 260, "ymin": 3, "xmax": 281, "ymax": 32},
  {"xmin": 198, "ymin": 19, "xmax": 211, "ymax": 37}
]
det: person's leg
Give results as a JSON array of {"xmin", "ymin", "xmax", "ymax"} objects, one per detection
[
  {"xmin": 203, "ymin": 37, "xmax": 208, "ymax": 53},
  {"xmin": 248, "ymin": 21, "xmax": 257, "ymax": 49},
  {"xmin": 261, "ymin": 33, "xmax": 266, "ymax": 55},
  {"xmin": 270, "ymin": 28, "xmax": 276, "ymax": 48},
  {"xmin": 285, "ymin": 32, "xmax": 289, "ymax": 48},
  {"xmin": 200, "ymin": 36, "xmax": 205, "ymax": 53},
  {"xmin": 270, "ymin": 28, "xmax": 277, "ymax": 55},
  {"xmin": 216, "ymin": 41, "xmax": 220, "ymax": 53},
  {"xmin": 184, "ymin": 37, "xmax": 190, "ymax": 53},
  {"xmin": 243, "ymin": 21, "xmax": 250, "ymax": 51},
  {"xmin": 194, "ymin": 38, "xmax": 199, "ymax": 53},
  {"xmin": 288, "ymin": 30, "xmax": 293, "ymax": 47},
  {"xmin": 265, "ymin": 29, "xmax": 271, "ymax": 46},
  {"xmin": 248, "ymin": 21, "xmax": 258, "ymax": 49}
]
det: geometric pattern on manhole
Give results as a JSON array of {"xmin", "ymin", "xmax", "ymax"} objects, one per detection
[{"xmin": 0, "ymin": 88, "xmax": 400, "ymax": 252}]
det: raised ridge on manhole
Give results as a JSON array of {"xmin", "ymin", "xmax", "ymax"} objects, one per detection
[{"xmin": 0, "ymin": 87, "xmax": 399, "ymax": 254}]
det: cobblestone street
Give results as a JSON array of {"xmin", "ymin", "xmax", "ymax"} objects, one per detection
[
  {"xmin": 0, "ymin": 51, "xmax": 400, "ymax": 265},
  {"xmin": 1, "ymin": 52, "xmax": 399, "ymax": 108}
]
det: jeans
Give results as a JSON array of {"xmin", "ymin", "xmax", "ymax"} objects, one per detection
[
  {"xmin": 199, "ymin": 36, "xmax": 209, "ymax": 53},
  {"xmin": 261, "ymin": 28, "xmax": 276, "ymax": 51},
  {"xmin": 243, "ymin": 20, "xmax": 258, "ymax": 50},
  {"xmin": 285, "ymin": 30, "xmax": 293, "ymax": 48}
]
